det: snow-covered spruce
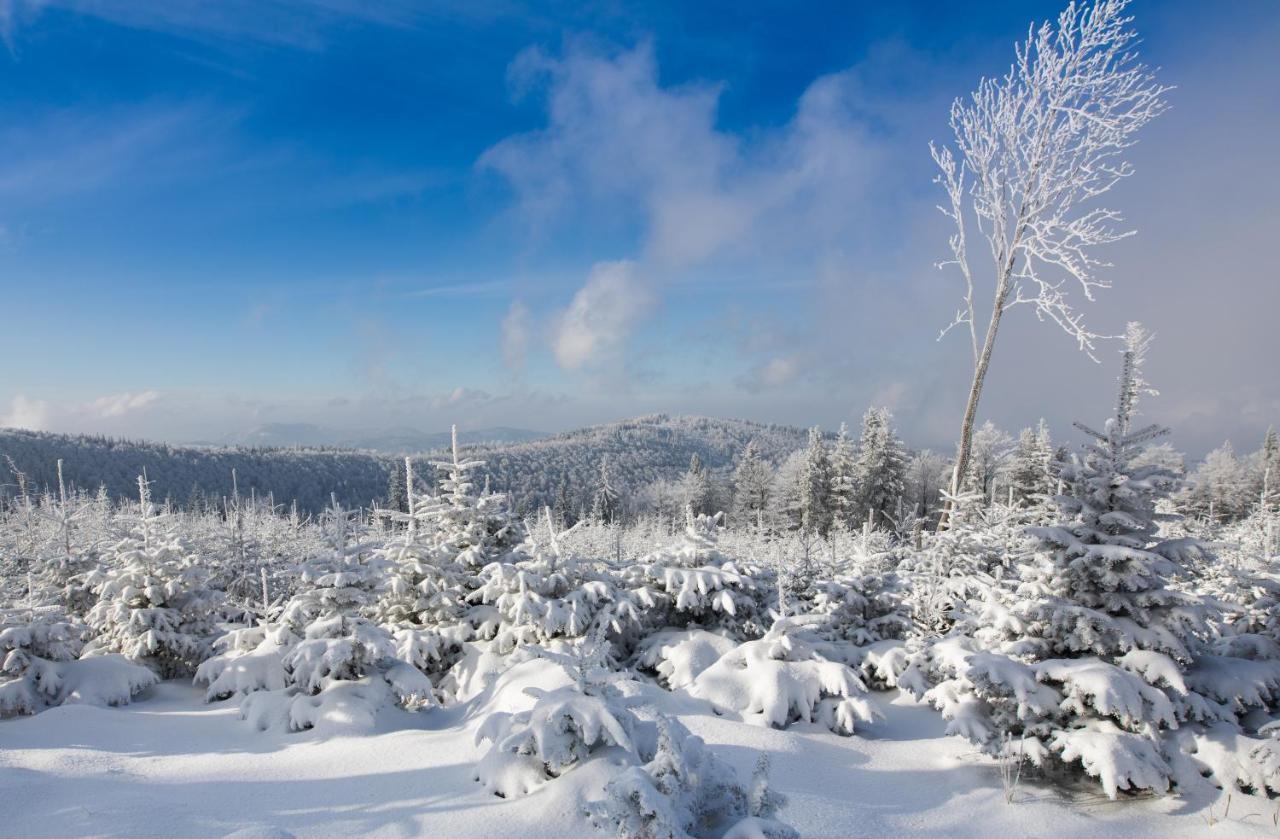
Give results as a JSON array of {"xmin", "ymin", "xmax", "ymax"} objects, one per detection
[
  {"xmin": 473, "ymin": 633, "xmax": 797, "ymax": 837},
  {"xmin": 688, "ymin": 617, "xmax": 879, "ymax": 735},
  {"xmin": 83, "ymin": 477, "xmax": 223, "ymax": 678},
  {"xmin": 1, "ymin": 607, "xmax": 156, "ymax": 715},
  {"xmin": 592, "ymin": 718, "xmax": 798, "ymax": 839},
  {"xmin": 474, "ymin": 631, "xmax": 635, "ymax": 797},
  {"xmin": 612, "ymin": 512, "xmax": 773, "ymax": 649},
  {"xmin": 896, "ymin": 492, "xmax": 1029, "ymax": 640},
  {"xmin": 373, "ymin": 434, "xmax": 527, "ymax": 687},
  {"xmin": 197, "ymin": 498, "xmax": 434, "ymax": 732},
  {"xmin": 469, "ymin": 509, "xmax": 616, "ymax": 653},
  {"xmin": 900, "ymin": 328, "xmax": 1280, "ymax": 798},
  {"xmin": 635, "ymin": 627, "xmax": 738, "ymax": 691}
]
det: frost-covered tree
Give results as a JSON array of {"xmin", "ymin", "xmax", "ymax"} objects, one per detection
[
  {"xmin": 770, "ymin": 450, "xmax": 807, "ymax": 532},
  {"xmin": 83, "ymin": 476, "xmax": 223, "ymax": 678},
  {"xmin": 385, "ymin": 460, "xmax": 408, "ymax": 514},
  {"xmin": 905, "ymin": 449, "xmax": 949, "ymax": 525},
  {"xmin": 198, "ymin": 496, "xmax": 433, "ymax": 731},
  {"xmin": 594, "ymin": 716, "xmax": 797, "ymax": 839},
  {"xmin": 799, "ymin": 427, "xmax": 833, "ymax": 536},
  {"xmin": 688, "ymin": 618, "xmax": 880, "ymax": 736},
  {"xmin": 964, "ymin": 421, "xmax": 1015, "ymax": 503},
  {"xmin": 374, "ymin": 434, "xmax": 526, "ymax": 681},
  {"xmin": 682, "ymin": 453, "xmax": 713, "ymax": 517},
  {"xmin": 1182, "ymin": 442, "xmax": 1252, "ymax": 524},
  {"xmin": 1, "ymin": 607, "xmax": 156, "ymax": 716},
  {"xmin": 426, "ymin": 427, "xmax": 526, "ymax": 568},
  {"xmin": 901, "ymin": 326, "xmax": 1280, "ymax": 798},
  {"xmin": 932, "ymin": 0, "xmax": 1169, "ymax": 526},
  {"xmin": 1130, "ymin": 441, "xmax": 1184, "ymax": 477},
  {"xmin": 731, "ymin": 440, "xmax": 773, "ymax": 530},
  {"xmin": 592, "ymin": 455, "xmax": 622, "ymax": 524},
  {"xmin": 612, "ymin": 512, "xmax": 772, "ymax": 647},
  {"xmin": 469, "ymin": 509, "xmax": 615, "ymax": 653},
  {"xmin": 829, "ymin": 423, "xmax": 858, "ymax": 531},
  {"xmin": 1008, "ymin": 421, "xmax": 1054, "ymax": 507},
  {"xmin": 852, "ymin": 408, "xmax": 907, "ymax": 529}
]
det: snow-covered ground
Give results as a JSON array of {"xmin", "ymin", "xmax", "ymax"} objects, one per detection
[{"xmin": 1, "ymin": 679, "xmax": 1261, "ymax": 838}]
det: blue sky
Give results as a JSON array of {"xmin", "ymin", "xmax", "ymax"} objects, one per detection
[{"xmin": 0, "ymin": 0, "xmax": 1277, "ymax": 456}]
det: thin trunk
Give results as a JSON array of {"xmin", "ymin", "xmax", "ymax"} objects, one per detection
[{"xmin": 938, "ymin": 272, "xmax": 1012, "ymax": 531}]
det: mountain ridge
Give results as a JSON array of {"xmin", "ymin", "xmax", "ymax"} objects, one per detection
[{"xmin": 0, "ymin": 415, "xmax": 814, "ymax": 514}]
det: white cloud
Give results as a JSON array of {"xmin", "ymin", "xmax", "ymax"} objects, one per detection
[
  {"xmin": 430, "ymin": 387, "xmax": 492, "ymax": 410},
  {"xmin": 552, "ymin": 261, "xmax": 653, "ymax": 371},
  {"xmin": 501, "ymin": 300, "xmax": 532, "ymax": 371},
  {"xmin": 737, "ymin": 356, "xmax": 801, "ymax": 393},
  {"xmin": 480, "ymin": 41, "xmax": 884, "ymax": 269},
  {"xmin": 1, "ymin": 393, "xmax": 48, "ymax": 430},
  {"xmin": 88, "ymin": 390, "xmax": 160, "ymax": 418}
]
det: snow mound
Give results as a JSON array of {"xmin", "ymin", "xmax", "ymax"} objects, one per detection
[
  {"xmin": 636, "ymin": 628, "xmax": 737, "ymax": 690},
  {"xmin": 688, "ymin": 619, "xmax": 879, "ymax": 734}
]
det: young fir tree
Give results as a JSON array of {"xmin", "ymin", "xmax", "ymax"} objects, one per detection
[
  {"xmin": 852, "ymin": 408, "xmax": 907, "ymax": 529},
  {"xmin": 731, "ymin": 440, "xmax": 773, "ymax": 530},
  {"xmin": 1182, "ymin": 441, "xmax": 1251, "ymax": 524},
  {"xmin": 386, "ymin": 461, "xmax": 409, "ymax": 514},
  {"xmin": 798, "ymin": 427, "xmax": 834, "ymax": 537},
  {"xmin": 1, "ymin": 606, "xmax": 157, "ymax": 716},
  {"xmin": 373, "ymin": 428, "xmax": 526, "ymax": 679},
  {"xmin": 829, "ymin": 423, "xmax": 858, "ymax": 531},
  {"xmin": 83, "ymin": 476, "xmax": 223, "ymax": 678},
  {"xmin": 901, "ymin": 323, "xmax": 1280, "ymax": 798},
  {"xmin": 1008, "ymin": 421, "xmax": 1054, "ymax": 509},
  {"xmin": 591, "ymin": 455, "xmax": 622, "ymax": 524},
  {"xmin": 682, "ymin": 453, "xmax": 713, "ymax": 517},
  {"xmin": 199, "ymin": 494, "xmax": 434, "ymax": 730}
]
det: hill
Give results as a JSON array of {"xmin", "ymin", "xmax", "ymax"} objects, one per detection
[
  {"xmin": 0, "ymin": 415, "xmax": 811, "ymax": 515},
  {"xmin": 209, "ymin": 423, "xmax": 548, "ymax": 453}
]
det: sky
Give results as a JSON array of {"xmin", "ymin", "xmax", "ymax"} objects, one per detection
[{"xmin": 0, "ymin": 0, "xmax": 1276, "ymax": 458}]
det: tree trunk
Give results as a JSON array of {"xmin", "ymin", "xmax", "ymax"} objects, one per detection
[{"xmin": 937, "ymin": 274, "xmax": 1010, "ymax": 531}]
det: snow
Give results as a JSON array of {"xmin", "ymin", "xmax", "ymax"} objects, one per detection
[{"xmin": 0, "ymin": 681, "xmax": 1264, "ymax": 839}]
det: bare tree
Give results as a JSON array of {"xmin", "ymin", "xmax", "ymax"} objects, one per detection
[{"xmin": 932, "ymin": 0, "xmax": 1168, "ymax": 528}]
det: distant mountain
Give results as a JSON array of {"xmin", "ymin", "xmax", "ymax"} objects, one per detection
[
  {"xmin": 212, "ymin": 423, "xmax": 549, "ymax": 453},
  {"xmin": 466, "ymin": 414, "xmax": 813, "ymax": 515},
  {"xmin": 0, "ymin": 415, "xmax": 812, "ymax": 515}
]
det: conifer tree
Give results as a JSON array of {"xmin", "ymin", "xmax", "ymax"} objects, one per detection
[
  {"xmin": 84, "ymin": 476, "xmax": 222, "ymax": 678},
  {"xmin": 591, "ymin": 455, "xmax": 621, "ymax": 524},
  {"xmin": 731, "ymin": 440, "xmax": 773, "ymax": 530},
  {"xmin": 682, "ymin": 453, "xmax": 713, "ymax": 517},
  {"xmin": 829, "ymin": 423, "xmax": 857, "ymax": 530},
  {"xmin": 1008, "ymin": 424, "xmax": 1054, "ymax": 508},
  {"xmin": 799, "ymin": 427, "xmax": 833, "ymax": 536},
  {"xmin": 386, "ymin": 461, "xmax": 408, "ymax": 514},
  {"xmin": 901, "ymin": 323, "xmax": 1280, "ymax": 798},
  {"xmin": 852, "ymin": 408, "xmax": 907, "ymax": 529}
]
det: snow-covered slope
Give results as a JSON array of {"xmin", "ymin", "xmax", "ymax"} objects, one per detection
[{"xmin": 0, "ymin": 680, "xmax": 1254, "ymax": 839}]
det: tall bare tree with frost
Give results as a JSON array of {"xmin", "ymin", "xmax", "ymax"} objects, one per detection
[{"xmin": 932, "ymin": 0, "xmax": 1168, "ymax": 528}]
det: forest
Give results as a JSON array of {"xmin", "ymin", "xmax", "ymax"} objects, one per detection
[{"xmin": 3, "ymin": 0, "xmax": 1277, "ymax": 836}]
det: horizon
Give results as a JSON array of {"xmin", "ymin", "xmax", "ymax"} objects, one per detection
[{"xmin": 1, "ymin": 0, "xmax": 1277, "ymax": 460}]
